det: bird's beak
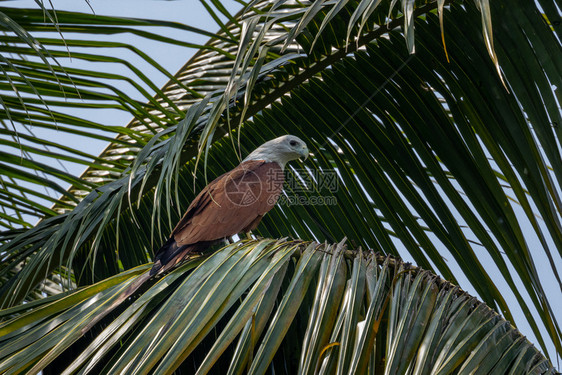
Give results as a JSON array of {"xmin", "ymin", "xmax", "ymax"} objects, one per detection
[{"xmin": 298, "ymin": 146, "xmax": 309, "ymax": 162}]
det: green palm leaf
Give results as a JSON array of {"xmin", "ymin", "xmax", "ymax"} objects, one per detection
[
  {"xmin": 0, "ymin": 5, "xmax": 226, "ymax": 228},
  {"xmin": 0, "ymin": 240, "xmax": 555, "ymax": 374},
  {"xmin": 0, "ymin": 0, "xmax": 560, "ymax": 368}
]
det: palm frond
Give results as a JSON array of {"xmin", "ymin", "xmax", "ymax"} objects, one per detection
[
  {"xmin": 0, "ymin": 239, "xmax": 555, "ymax": 374},
  {"xmin": 1, "ymin": 0, "xmax": 560, "ymax": 364},
  {"xmin": 0, "ymin": 6, "xmax": 229, "ymax": 227},
  {"xmin": 0, "ymin": 0, "xmax": 239, "ymax": 303}
]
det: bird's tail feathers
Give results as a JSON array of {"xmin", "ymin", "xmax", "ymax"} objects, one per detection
[
  {"xmin": 81, "ymin": 239, "xmax": 213, "ymax": 335},
  {"xmin": 150, "ymin": 238, "xmax": 211, "ymax": 276}
]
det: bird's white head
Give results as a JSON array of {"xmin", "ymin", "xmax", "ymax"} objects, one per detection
[{"xmin": 244, "ymin": 135, "xmax": 309, "ymax": 169}]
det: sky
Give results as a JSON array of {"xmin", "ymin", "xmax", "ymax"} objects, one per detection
[
  {"xmin": 3, "ymin": 0, "xmax": 561, "ymax": 365},
  {"xmin": 6, "ymin": 0, "xmax": 241, "ymax": 178}
]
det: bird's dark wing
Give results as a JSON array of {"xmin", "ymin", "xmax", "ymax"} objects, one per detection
[
  {"xmin": 150, "ymin": 160, "xmax": 284, "ymax": 274},
  {"xmin": 172, "ymin": 160, "xmax": 284, "ymax": 245}
]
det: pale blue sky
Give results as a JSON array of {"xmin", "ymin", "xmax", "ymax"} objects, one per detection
[{"xmin": 7, "ymin": 0, "xmax": 241, "ymax": 177}]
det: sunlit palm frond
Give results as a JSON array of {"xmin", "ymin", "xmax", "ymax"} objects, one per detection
[
  {"xmin": 0, "ymin": 6, "xmax": 228, "ymax": 227},
  {"xmin": 0, "ymin": 1, "xmax": 239, "ymax": 303},
  {"xmin": 1, "ymin": 0, "xmax": 560, "ymax": 363},
  {"xmin": 0, "ymin": 240, "xmax": 555, "ymax": 374}
]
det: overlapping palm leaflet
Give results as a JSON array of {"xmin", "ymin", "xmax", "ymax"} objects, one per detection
[{"xmin": 0, "ymin": 0, "xmax": 560, "ymax": 373}]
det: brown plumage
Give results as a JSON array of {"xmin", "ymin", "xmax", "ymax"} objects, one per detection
[
  {"xmin": 83, "ymin": 135, "xmax": 308, "ymax": 334},
  {"xmin": 148, "ymin": 134, "xmax": 309, "ymax": 275},
  {"xmin": 150, "ymin": 160, "xmax": 284, "ymax": 275}
]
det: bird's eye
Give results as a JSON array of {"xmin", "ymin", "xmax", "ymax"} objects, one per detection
[{"xmin": 289, "ymin": 140, "xmax": 298, "ymax": 147}]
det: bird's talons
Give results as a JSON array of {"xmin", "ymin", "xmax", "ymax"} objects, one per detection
[{"xmin": 244, "ymin": 232, "xmax": 264, "ymax": 241}]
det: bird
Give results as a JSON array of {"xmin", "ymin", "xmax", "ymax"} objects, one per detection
[
  {"xmin": 83, "ymin": 135, "xmax": 308, "ymax": 334},
  {"xmin": 150, "ymin": 134, "xmax": 309, "ymax": 275}
]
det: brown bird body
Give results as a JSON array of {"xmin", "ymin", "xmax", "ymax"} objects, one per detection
[
  {"xmin": 150, "ymin": 160, "xmax": 284, "ymax": 275},
  {"xmin": 83, "ymin": 135, "xmax": 308, "ymax": 334},
  {"xmin": 148, "ymin": 135, "xmax": 308, "ymax": 275}
]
